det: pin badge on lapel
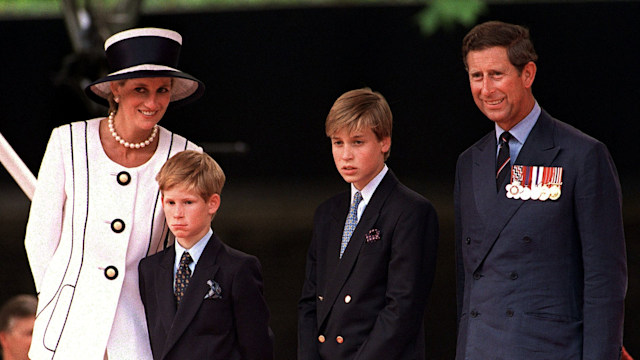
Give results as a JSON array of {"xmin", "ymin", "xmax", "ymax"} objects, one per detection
[{"xmin": 506, "ymin": 165, "xmax": 563, "ymax": 201}]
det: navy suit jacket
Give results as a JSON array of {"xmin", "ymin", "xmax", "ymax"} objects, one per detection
[
  {"xmin": 454, "ymin": 110, "xmax": 627, "ymax": 359},
  {"xmin": 138, "ymin": 234, "xmax": 274, "ymax": 360},
  {"xmin": 298, "ymin": 170, "xmax": 439, "ymax": 360}
]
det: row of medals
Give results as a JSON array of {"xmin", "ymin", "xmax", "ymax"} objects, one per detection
[
  {"xmin": 506, "ymin": 181, "xmax": 561, "ymax": 201},
  {"xmin": 505, "ymin": 165, "xmax": 563, "ymax": 201}
]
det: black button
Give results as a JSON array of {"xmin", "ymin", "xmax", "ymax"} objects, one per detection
[
  {"xmin": 111, "ymin": 219, "xmax": 125, "ymax": 233},
  {"xmin": 523, "ymin": 236, "xmax": 532, "ymax": 243},
  {"xmin": 465, "ymin": 237, "xmax": 471, "ymax": 245},
  {"xmin": 506, "ymin": 309, "xmax": 514, "ymax": 317},
  {"xmin": 117, "ymin": 171, "xmax": 131, "ymax": 186},
  {"xmin": 104, "ymin": 266, "xmax": 118, "ymax": 280},
  {"xmin": 473, "ymin": 273, "xmax": 481, "ymax": 280},
  {"xmin": 470, "ymin": 310, "xmax": 479, "ymax": 318},
  {"xmin": 509, "ymin": 272, "xmax": 518, "ymax": 280}
]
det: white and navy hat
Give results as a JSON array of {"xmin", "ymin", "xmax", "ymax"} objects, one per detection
[{"xmin": 85, "ymin": 27, "xmax": 204, "ymax": 107}]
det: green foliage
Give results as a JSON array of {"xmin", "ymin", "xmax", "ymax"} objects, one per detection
[
  {"xmin": 0, "ymin": 0, "xmax": 487, "ymax": 35},
  {"xmin": 416, "ymin": 0, "xmax": 487, "ymax": 35},
  {"xmin": 0, "ymin": 0, "xmax": 58, "ymax": 16}
]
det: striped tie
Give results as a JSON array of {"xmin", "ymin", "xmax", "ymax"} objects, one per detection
[{"xmin": 496, "ymin": 132, "xmax": 512, "ymax": 192}]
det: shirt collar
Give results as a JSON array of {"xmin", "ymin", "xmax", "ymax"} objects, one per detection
[
  {"xmin": 174, "ymin": 228, "xmax": 212, "ymax": 267},
  {"xmin": 495, "ymin": 101, "xmax": 541, "ymax": 145},
  {"xmin": 351, "ymin": 164, "xmax": 388, "ymax": 206}
]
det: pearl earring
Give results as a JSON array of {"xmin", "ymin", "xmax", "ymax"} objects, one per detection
[{"xmin": 114, "ymin": 96, "xmax": 120, "ymax": 103}]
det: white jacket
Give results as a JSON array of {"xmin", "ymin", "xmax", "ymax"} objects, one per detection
[{"xmin": 25, "ymin": 118, "xmax": 200, "ymax": 360}]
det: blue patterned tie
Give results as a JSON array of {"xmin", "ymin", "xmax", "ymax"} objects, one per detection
[
  {"xmin": 175, "ymin": 251, "xmax": 193, "ymax": 305},
  {"xmin": 340, "ymin": 191, "xmax": 363, "ymax": 258}
]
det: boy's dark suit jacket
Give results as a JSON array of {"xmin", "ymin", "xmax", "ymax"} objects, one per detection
[
  {"xmin": 298, "ymin": 170, "xmax": 439, "ymax": 360},
  {"xmin": 454, "ymin": 110, "xmax": 627, "ymax": 359},
  {"xmin": 139, "ymin": 234, "xmax": 274, "ymax": 360}
]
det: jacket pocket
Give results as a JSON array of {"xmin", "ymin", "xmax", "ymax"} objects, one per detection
[{"xmin": 524, "ymin": 311, "xmax": 581, "ymax": 323}]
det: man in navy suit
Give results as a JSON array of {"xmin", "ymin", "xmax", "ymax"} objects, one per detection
[
  {"xmin": 298, "ymin": 88, "xmax": 439, "ymax": 359},
  {"xmin": 454, "ymin": 21, "xmax": 627, "ymax": 359},
  {"xmin": 139, "ymin": 150, "xmax": 273, "ymax": 360}
]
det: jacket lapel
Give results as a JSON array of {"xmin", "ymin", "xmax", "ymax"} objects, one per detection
[
  {"xmin": 471, "ymin": 111, "xmax": 560, "ymax": 272},
  {"xmin": 471, "ymin": 133, "xmax": 502, "ymax": 225},
  {"xmin": 156, "ymin": 246, "xmax": 177, "ymax": 334},
  {"xmin": 324, "ymin": 195, "xmax": 350, "ymax": 278},
  {"xmin": 162, "ymin": 235, "xmax": 222, "ymax": 358},
  {"xmin": 317, "ymin": 171, "xmax": 398, "ymax": 327}
]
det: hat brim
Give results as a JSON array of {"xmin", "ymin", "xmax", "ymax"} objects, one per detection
[{"xmin": 85, "ymin": 68, "xmax": 205, "ymax": 108}]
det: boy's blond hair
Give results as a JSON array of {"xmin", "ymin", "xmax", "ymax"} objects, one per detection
[
  {"xmin": 325, "ymin": 87, "xmax": 393, "ymax": 160},
  {"xmin": 156, "ymin": 150, "xmax": 225, "ymax": 201}
]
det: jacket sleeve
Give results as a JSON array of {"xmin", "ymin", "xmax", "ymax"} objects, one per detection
[
  {"xmin": 354, "ymin": 200, "xmax": 439, "ymax": 359},
  {"xmin": 233, "ymin": 256, "xmax": 274, "ymax": 360},
  {"xmin": 575, "ymin": 141, "xmax": 627, "ymax": 359},
  {"xmin": 24, "ymin": 127, "xmax": 66, "ymax": 292}
]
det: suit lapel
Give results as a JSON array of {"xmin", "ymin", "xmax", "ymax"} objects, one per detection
[
  {"xmin": 471, "ymin": 111, "xmax": 560, "ymax": 272},
  {"xmin": 162, "ymin": 235, "xmax": 222, "ymax": 358},
  {"xmin": 318, "ymin": 171, "xmax": 398, "ymax": 327},
  {"xmin": 156, "ymin": 246, "xmax": 177, "ymax": 335},
  {"xmin": 471, "ymin": 133, "xmax": 501, "ymax": 225},
  {"xmin": 324, "ymin": 195, "xmax": 350, "ymax": 277}
]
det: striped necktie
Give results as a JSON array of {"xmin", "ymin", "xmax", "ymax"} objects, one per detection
[{"xmin": 496, "ymin": 131, "xmax": 512, "ymax": 192}]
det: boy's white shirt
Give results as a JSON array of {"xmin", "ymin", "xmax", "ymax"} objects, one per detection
[
  {"xmin": 173, "ymin": 228, "xmax": 213, "ymax": 282},
  {"xmin": 350, "ymin": 164, "xmax": 388, "ymax": 223}
]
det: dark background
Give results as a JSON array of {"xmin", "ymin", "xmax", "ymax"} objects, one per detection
[{"xmin": 1, "ymin": 2, "xmax": 638, "ymax": 359}]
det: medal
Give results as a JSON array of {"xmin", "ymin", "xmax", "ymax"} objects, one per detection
[
  {"xmin": 539, "ymin": 185, "xmax": 550, "ymax": 201},
  {"xmin": 530, "ymin": 185, "xmax": 541, "ymax": 200},
  {"xmin": 549, "ymin": 185, "xmax": 561, "ymax": 200}
]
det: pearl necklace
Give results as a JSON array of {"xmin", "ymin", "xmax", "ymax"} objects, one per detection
[{"xmin": 108, "ymin": 111, "xmax": 158, "ymax": 149}]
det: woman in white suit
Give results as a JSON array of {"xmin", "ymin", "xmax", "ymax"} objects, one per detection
[{"xmin": 24, "ymin": 28, "xmax": 204, "ymax": 360}]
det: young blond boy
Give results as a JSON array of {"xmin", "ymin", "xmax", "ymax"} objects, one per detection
[
  {"xmin": 138, "ymin": 150, "xmax": 273, "ymax": 360},
  {"xmin": 298, "ymin": 88, "xmax": 439, "ymax": 359}
]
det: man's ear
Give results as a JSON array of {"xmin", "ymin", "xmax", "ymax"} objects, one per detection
[{"xmin": 521, "ymin": 61, "xmax": 537, "ymax": 89}]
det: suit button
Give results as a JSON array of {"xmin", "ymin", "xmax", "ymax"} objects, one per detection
[
  {"xmin": 117, "ymin": 171, "xmax": 131, "ymax": 186},
  {"xmin": 465, "ymin": 237, "xmax": 471, "ymax": 245},
  {"xmin": 509, "ymin": 272, "xmax": 518, "ymax": 280},
  {"xmin": 318, "ymin": 295, "xmax": 324, "ymax": 301},
  {"xmin": 523, "ymin": 236, "xmax": 532, "ymax": 243},
  {"xmin": 317, "ymin": 335, "xmax": 325, "ymax": 343},
  {"xmin": 473, "ymin": 273, "xmax": 481, "ymax": 280},
  {"xmin": 336, "ymin": 336, "xmax": 344, "ymax": 344},
  {"xmin": 344, "ymin": 295, "xmax": 352, "ymax": 303},
  {"xmin": 506, "ymin": 309, "xmax": 514, "ymax": 317},
  {"xmin": 111, "ymin": 219, "xmax": 125, "ymax": 233},
  {"xmin": 104, "ymin": 266, "xmax": 118, "ymax": 280},
  {"xmin": 470, "ymin": 310, "xmax": 479, "ymax": 318}
]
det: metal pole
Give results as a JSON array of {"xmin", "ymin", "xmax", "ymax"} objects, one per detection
[{"xmin": 0, "ymin": 131, "xmax": 36, "ymax": 200}]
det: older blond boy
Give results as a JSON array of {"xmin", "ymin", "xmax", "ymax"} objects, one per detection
[
  {"xmin": 139, "ymin": 150, "xmax": 273, "ymax": 360},
  {"xmin": 298, "ymin": 88, "xmax": 439, "ymax": 359}
]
